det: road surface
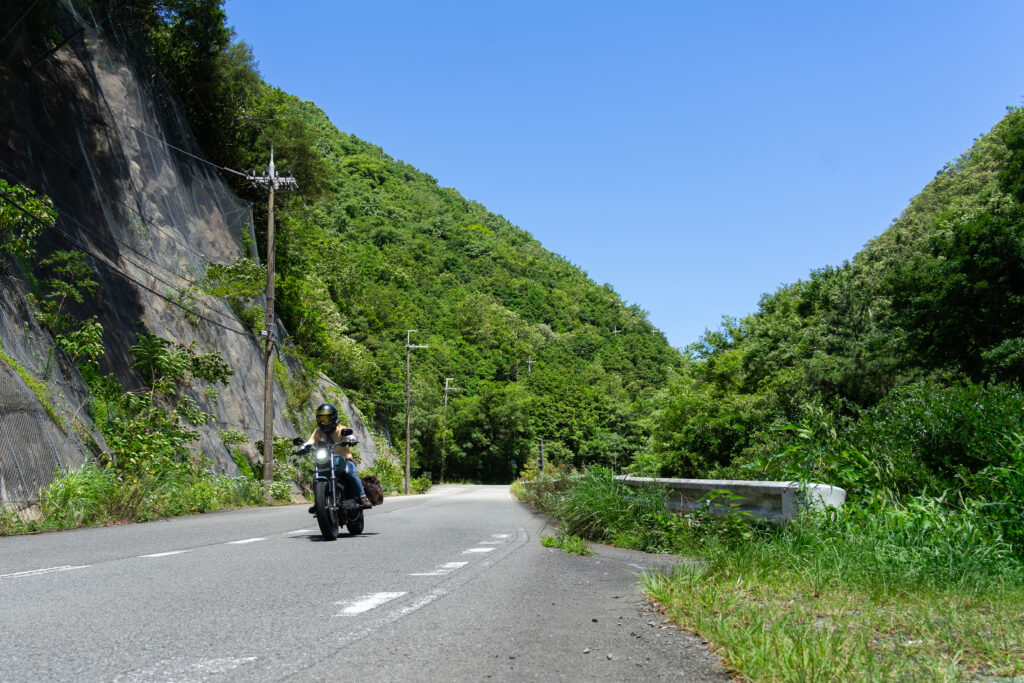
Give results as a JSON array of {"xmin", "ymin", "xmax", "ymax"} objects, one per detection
[{"xmin": 0, "ymin": 485, "xmax": 730, "ymax": 681}]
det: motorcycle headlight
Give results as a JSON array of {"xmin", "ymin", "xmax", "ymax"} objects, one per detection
[{"xmin": 314, "ymin": 448, "xmax": 330, "ymax": 465}]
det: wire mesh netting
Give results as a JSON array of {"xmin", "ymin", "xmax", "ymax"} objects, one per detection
[
  {"xmin": 0, "ymin": 364, "xmax": 82, "ymax": 504},
  {"xmin": 0, "ymin": 1, "xmax": 271, "ymax": 502}
]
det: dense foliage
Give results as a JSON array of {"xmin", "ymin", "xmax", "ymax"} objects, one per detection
[
  {"xmin": 80, "ymin": 0, "xmax": 681, "ymax": 483},
  {"xmin": 631, "ymin": 107, "xmax": 1024, "ymax": 542},
  {"xmin": 27, "ymin": 2, "xmax": 1024, "ymax": 504}
]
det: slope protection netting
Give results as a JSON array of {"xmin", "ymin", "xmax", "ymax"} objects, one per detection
[{"xmin": 0, "ymin": 1, "xmax": 277, "ymax": 502}]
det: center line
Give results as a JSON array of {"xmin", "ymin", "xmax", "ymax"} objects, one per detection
[
  {"xmin": 141, "ymin": 550, "xmax": 188, "ymax": 558},
  {"xmin": 410, "ymin": 561, "xmax": 470, "ymax": 576},
  {"xmin": 0, "ymin": 565, "xmax": 91, "ymax": 579},
  {"xmin": 463, "ymin": 547, "xmax": 495, "ymax": 554},
  {"xmin": 336, "ymin": 592, "xmax": 407, "ymax": 615},
  {"xmin": 227, "ymin": 537, "xmax": 266, "ymax": 545}
]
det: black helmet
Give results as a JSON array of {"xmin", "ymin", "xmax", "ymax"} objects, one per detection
[{"xmin": 315, "ymin": 403, "xmax": 338, "ymax": 431}]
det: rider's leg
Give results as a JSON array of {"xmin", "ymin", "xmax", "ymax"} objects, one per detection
[{"xmin": 342, "ymin": 460, "xmax": 368, "ymax": 500}]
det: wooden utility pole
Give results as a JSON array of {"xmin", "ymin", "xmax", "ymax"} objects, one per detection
[
  {"xmin": 440, "ymin": 377, "xmax": 459, "ymax": 483},
  {"xmin": 405, "ymin": 329, "xmax": 428, "ymax": 494},
  {"xmin": 248, "ymin": 148, "xmax": 297, "ymax": 482}
]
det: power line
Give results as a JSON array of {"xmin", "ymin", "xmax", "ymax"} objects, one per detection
[
  {"xmin": 0, "ymin": 0, "xmax": 40, "ymax": 48},
  {"xmin": 0, "ymin": 106, "xmax": 254, "ymax": 266},
  {"xmin": 0, "ymin": 165, "xmax": 254, "ymax": 329},
  {"xmin": 127, "ymin": 123, "xmax": 249, "ymax": 179},
  {"xmin": 0, "ymin": 188, "xmax": 252, "ymax": 337}
]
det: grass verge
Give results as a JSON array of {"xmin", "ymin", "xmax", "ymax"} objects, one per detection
[{"xmin": 514, "ymin": 466, "xmax": 1024, "ymax": 681}]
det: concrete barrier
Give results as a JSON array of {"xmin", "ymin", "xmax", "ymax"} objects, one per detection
[{"xmin": 616, "ymin": 476, "xmax": 846, "ymax": 523}]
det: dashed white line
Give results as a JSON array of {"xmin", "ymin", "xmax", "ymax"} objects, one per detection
[
  {"xmin": 336, "ymin": 592, "xmax": 407, "ymax": 615},
  {"xmin": 285, "ymin": 529, "xmax": 312, "ymax": 535},
  {"xmin": 227, "ymin": 537, "xmax": 266, "ymax": 545},
  {"xmin": 395, "ymin": 586, "xmax": 447, "ymax": 617},
  {"xmin": 462, "ymin": 547, "xmax": 495, "ymax": 554},
  {"xmin": 141, "ymin": 550, "xmax": 188, "ymax": 558},
  {"xmin": 409, "ymin": 561, "xmax": 469, "ymax": 576},
  {"xmin": 0, "ymin": 565, "xmax": 91, "ymax": 579}
]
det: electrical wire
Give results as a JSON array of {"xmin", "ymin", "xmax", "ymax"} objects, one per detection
[
  {"xmin": 0, "ymin": 0, "xmax": 40, "ymax": 47},
  {"xmin": 0, "ymin": 104, "xmax": 255, "ymax": 267},
  {"xmin": 0, "ymin": 164, "xmax": 253, "ymax": 329},
  {"xmin": 0, "ymin": 187, "xmax": 253, "ymax": 337},
  {"xmin": 127, "ymin": 123, "xmax": 250, "ymax": 179}
]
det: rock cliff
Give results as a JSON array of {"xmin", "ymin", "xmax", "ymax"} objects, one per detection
[{"xmin": 0, "ymin": 2, "xmax": 378, "ymax": 504}]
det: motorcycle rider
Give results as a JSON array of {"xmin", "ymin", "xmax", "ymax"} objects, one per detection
[{"xmin": 302, "ymin": 403, "xmax": 373, "ymax": 510}]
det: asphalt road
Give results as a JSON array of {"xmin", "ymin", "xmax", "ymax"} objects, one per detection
[{"xmin": 0, "ymin": 485, "xmax": 730, "ymax": 681}]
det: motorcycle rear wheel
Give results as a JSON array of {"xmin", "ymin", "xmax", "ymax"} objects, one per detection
[
  {"xmin": 346, "ymin": 510, "xmax": 364, "ymax": 536},
  {"xmin": 314, "ymin": 480, "xmax": 341, "ymax": 540}
]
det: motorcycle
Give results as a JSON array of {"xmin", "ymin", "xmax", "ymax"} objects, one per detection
[{"xmin": 293, "ymin": 429, "xmax": 365, "ymax": 540}]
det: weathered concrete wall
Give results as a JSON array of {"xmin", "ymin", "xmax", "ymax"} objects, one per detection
[{"xmin": 617, "ymin": 476, "xmax": 847, "ymax": 523}]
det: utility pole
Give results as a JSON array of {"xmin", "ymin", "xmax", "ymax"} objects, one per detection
[
  {"xmin": 440, "ymin": 377, "xmax": 459, "ymax": 483},
  {"xmin": 405, "ymin": 329, "xmax": 428, "ymax": 494},
  {"xmin": 248, "ymin": 147, "xmax": 297, "ymax": 482}
]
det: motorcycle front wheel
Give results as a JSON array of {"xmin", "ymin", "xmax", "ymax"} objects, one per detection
[{"xmin": 314, "ymin": 480, "xmax": 340, "ymax": 540}]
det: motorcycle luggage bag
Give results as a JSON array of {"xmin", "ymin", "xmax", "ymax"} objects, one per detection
[{"xmin": 362, "ymin": 475, "xmax": 384, "ymax": 506}]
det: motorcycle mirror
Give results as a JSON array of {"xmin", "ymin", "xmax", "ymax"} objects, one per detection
[
  {"xmin": 341, "ymin": 427, "xmax": 354, "ymax": 437},
  {"xmin": 291, "ymin": 437, "xmax": 304, "ymax": 446}
]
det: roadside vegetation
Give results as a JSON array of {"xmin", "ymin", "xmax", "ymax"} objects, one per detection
[
  {"xmin": 513, "ymin": 466, "xmax": 1024, "ymax": 681},
  {"xmin": 3, "ymin": 8, "xmax": 1023, "ymax": 677}
]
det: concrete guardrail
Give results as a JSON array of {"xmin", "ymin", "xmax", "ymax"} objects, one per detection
[{"xmin": 616, "ymin": 476, "xmax": 846, "ymax": 524}]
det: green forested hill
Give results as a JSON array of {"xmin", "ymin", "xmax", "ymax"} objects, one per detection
[
  {"xmin": 262, "ymin": 96, "xmax": 681, "ymax": 481},
  {"xmin": 103, "ymin": 1, "xmax": 681, "ymax": 483},
  {"xmin": 639, "ymin": 105, "xmax": 1024, "ymax": 521},
  {"xmin": 73, "ymin": 1, "xmax": 1024, "ymax": 504}
]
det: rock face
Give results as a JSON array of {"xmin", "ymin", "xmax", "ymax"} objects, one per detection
[{"xmin": 0, "ymin": 4, "xmax": 376, "ymax": 502}]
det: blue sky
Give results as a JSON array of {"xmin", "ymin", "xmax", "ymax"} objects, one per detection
[{"xmin": 224, "ymin": 0, "xmax": 1024, "ymax": 349}]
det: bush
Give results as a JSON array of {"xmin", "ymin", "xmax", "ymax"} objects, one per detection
[
  {"xmin": 365, "ymin": 457, "xmax": 403, "ymax": 494},
  {"xmin": 511, "ymin": 464, "xmax": 574, "ymax": 515},
  {"xmin": 40, "ymin": 463, "xmax": 118, "ymax": 526},
  {"xmin": 969, "ymin": 431, "xmax": 1024, "ymax": 549},
  {"xmin": 851, "ymin": 380, "xmax": 1024, "ymax": 493},
  {"xmin": 557, "ymin": 467, "xmax": 667, "ymax": 543}
]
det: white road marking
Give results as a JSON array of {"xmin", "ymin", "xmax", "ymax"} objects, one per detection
[
  {"xmin": 395, "ymin": 586, "xmax": 447, "ymax": 616},
  {"xmin": 227, "ymin": 537, "xmax": 266, "ymax": 545},
  {"xmin": 462, "ymin": 547, "xmax": 495, "ymax": 554},
  {"xmin": 492, "ymin": 533, "xmax": 511, "ymax": 538},
  {"xmin": 115, "ymin": 656, "xmax": 258, "ymax": 680},
  {"xmin": 336, "ymin": 592, "xmax": 407, "ymax": 615},
  {"xmin": 285, "ymin": 529, "xmax": 312, "ymax": 535},
  {"xmin": 140, "ymin": 550, "xmax": 188, "ymax": 558},
  {"xmin": 410, "ymin": 561, "xmax": 469, "ymax": 576},
  {"xmin": 0, "ymin": 564, "xmax": 91, "ymax": 579}
]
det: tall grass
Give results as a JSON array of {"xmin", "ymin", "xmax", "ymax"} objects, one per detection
[
  {"xmin": 0, "ymin": 463, "xmax": 279, "ymax": 535},
  {"xmin": 514, "ymin": 467, "xmax": 1024, "ymax": 680}
]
